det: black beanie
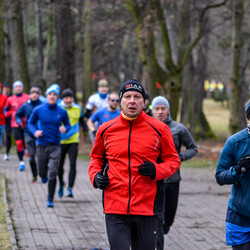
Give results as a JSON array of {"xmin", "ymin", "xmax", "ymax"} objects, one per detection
[
  {"xmin": 61, "ymin": 88, "xmax": 73, "ymax": 99},
  {"xmin": 119, "ymin": 79, "xmax": 145, "ymax": 101},
  {"xmin": 246, "ymin": 99, "xmax": 250, "ymax": 120}
]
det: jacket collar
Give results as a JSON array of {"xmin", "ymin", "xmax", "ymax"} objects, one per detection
[{"xmin": 119, "ymin": 111, "xmax": 145, "ymax": 125}]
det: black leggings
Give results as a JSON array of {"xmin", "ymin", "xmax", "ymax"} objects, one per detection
[
  {"xmin": 164, "ymin": 182, "xmax": 180, "ymax": 227},
  {"xmin": 58, "ymin": 143, "xmax": 78, "ymax": 188},
  {"xmin": 105, "ymin": 214, "xmax": 158, "ymax": 250},
  {"xmin": 232, "ymin": 241, "xmax": 250, "ymax": 250},
  {"xmin": 5, "ymin": 117, "xmax": 11, "ymax": 154}
]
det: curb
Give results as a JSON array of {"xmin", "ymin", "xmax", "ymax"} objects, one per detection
[{"xmin": 2, "ymin": 178, "xmax": 18, "ymax": 250}]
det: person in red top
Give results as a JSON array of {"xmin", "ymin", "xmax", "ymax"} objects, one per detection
[
  {"xmin": 88, "ymin": 79, "xmax": 181, "ymax": 250},
  {"xmin": 5, "ymin": 81, "xmax": 29, "ymax": 170},
  {"xmin": 0, "ymin": 83, "xmax": 7, "ymax": 153}
]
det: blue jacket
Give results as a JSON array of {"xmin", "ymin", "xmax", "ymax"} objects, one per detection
[
  {"xmin": 28, "ymin": 102, "xmax": 71, "ymax": 145},
  {"xmin": 15, "ymin": 99, "xmax": 42, "ymax": 137},
  {"xmin": 216, "ymin": 128, "xmax": 250, "ymax": 219}
]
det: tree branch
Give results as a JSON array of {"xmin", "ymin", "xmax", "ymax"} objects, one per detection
[{"xmin": 177, "ymin": 0, "xmax": 228, "ymax": 72}]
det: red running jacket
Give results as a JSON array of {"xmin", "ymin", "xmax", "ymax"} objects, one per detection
[
  {"xmin": 0, "ymin": 94, "xmax": 7, "ymax": 125},
  {"xmin": 88, "ymin": 111, "xmax": 181, "ymax": 216},
  {"xmin": 5, "ymin": 93, "xmax": 30, "ymax": 128}
]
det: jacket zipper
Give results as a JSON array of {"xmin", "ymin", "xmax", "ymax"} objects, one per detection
[{"xmin": 127, "ymin": 122, "xmax": 132, "ymax": 214}]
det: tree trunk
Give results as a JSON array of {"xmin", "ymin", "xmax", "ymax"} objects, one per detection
[
  {"xmin": 21, "ymin": 0, "xmax": 30, "ymax": 80},
  {"xmin": 180, "ymin": 0, "xmax": 215, "ymax": 139},
  {"xmin": 83, "ymin": 0, "xmax": 92, "ymax": 104},
  {"xmin": 43, "ymin": 0, "xmax": 53, "ymax": 81},
  {"xmin": 54, "ymin": 0, "xmax": 75, "ymax": 92},
  {"xmin": 229, "ymin": 0, "xmax": 244, "ymax": 134},
  {"xmin": 35, "ymin": 0, "xmax": 44, "ymax": 81},
  {"xmin": 6, "ymin": 0, "xmax": 30, "ymax": 92},
  {"xmin": 0, "ymin": 0, "xmax": 5, "ymax": 80}
]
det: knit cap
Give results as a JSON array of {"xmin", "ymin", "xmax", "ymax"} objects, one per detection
[
  {"xmin": 61, "ymin": 88, "xmax": 73, "ymax": 99},
  {"xmin": 151, "ymin": 96, "xmax": 170, "ymax": 111},
  {"xmin": 46, "ymin": 84, "xmax": 60, "ymax": 96},
  {"xmin": 3, "ymin": 82, "xmax": 11, "ymax": 88},
  {"xmin": 13, "ymin": 80, "xmax": 23, "ymax": 89},
  {"xmin": 119, "ymin": 79, "xmax": 145, "ymax": 101},
  {"xmin": 246, "ymin": 99, "xmax": 250, "ymax": 120}
]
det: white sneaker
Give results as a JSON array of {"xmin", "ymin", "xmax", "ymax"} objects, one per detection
[{"xmin": 3, "ymin": 153, "xmax": 9, "ymax": 161}]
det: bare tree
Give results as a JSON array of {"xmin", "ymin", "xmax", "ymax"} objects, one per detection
[
  {"xmin": 229, "ymin": 0, "xmax": 246, "ymax": 134},
  {"xmin": 83, "ymin": 0, "xmax": 92, "ymax": 103},
  {"xmin": 6, "ymin": 0, "xmax": 30, "ymax": 92},
  {"xmin": 0, "ymin": 0, "xmax": 5, "ymax": 80},
  {"xmin": 35, "ymin": 0, "xmax": 44, "ymax": 81},
  {"xmin": 125, "ymin": 0, "xmax": 227, "ymax": 122},
  {"xmin": 54, "ymin": 0, "xmax": 75, "ymax": 92}
]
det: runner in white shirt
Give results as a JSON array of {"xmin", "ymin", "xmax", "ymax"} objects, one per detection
[{"xmin": 84, "ymin": 79, "xmax": 109, "ymax": 145}]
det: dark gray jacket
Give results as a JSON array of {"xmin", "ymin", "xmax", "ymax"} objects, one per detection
[{"xmin": 164, "ymin": 116, "xmax": 198, "ymax": 183}]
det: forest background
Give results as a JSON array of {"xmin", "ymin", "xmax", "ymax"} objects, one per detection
[{"xmin": 0, "ymin": 0, "xmax": 250, "ymax": 140}]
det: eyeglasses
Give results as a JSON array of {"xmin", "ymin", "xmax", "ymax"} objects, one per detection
[{"xmin": 110, "ymin": 99, "xmax": 120, "ymax": 103}]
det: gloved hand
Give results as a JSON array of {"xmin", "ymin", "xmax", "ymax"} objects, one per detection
[
  {"xmin": 138, "ymin": 161, "xmax": 156, "ymax": 180},
  {"xmin": 94, "ymin": 171, "xmax": 110, "ymax": 190},
  {"xmin": 92, "ymin": 130, "xmax": 96, "ymax": 137},
  {"xmin": 235, "ymin": 155, "xmax": 250, "ymax": 174}
]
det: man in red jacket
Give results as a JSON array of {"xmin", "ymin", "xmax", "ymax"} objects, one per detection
[
  {"xmin": 5, "ymin": 81, "xmax": 29, "ymax": 170},
  {"xmin": 88, "ymin": 79, "xmax": 181, "ymax": 250},
  {"xmin": 0, "ymin": 83, "xmax": 7, "ymax": 153}
]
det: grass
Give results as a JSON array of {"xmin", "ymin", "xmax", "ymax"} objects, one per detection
[
  {"xmin": 0, "ymin": 177, "xmax": 12, "ymax": 249},
  {"xmin": 203, "ymin": 98, "xmax": 230, "ymax": 140},
  {"xmin": 181, "ymin": 157, "xmax": 218, "ymax": 168}
]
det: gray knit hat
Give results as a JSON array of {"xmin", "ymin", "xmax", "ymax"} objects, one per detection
[{"xmin": 151, "ymin": 96, "xmax": 170, "ymax": 111}]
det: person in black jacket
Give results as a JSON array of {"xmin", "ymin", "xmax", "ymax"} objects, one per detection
[
  {"xmin": 16, "ymin": 87, "xmax": 42, "ymax": 182},
  {"xmin": 152, "ymin": 96, "xmax": 198, "ymax": 250}
]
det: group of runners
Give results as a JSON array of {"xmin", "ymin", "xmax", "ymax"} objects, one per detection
[{"xmin": 1, "ymin": 78, "xmax": 249, "ymax": 249}]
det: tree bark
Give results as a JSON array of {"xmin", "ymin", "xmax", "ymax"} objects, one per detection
[
  {"xmin": 229, "ymin": 0, "xmax": 244, "ymax": 134},
  {"xmin": 0, "ymin": 0, "xmax": 5, "ymax": 80},
  {"xmin": 6, "ymin": 0, "xmax": 30, "ymax": 92},
  {"xmin": 35, "ymin": 0, "xmax": 44, "ymax": 81},
  {"xmin": 54, "ymin": 0, "xmax": 75, "ymax": 92},
  {"xmin": 43, "ymin": 0, "xmax": 53, "ymax": 81},
  {"xmin": 83, "ymin": 0, "xmax": 92, "ymax": 104}
]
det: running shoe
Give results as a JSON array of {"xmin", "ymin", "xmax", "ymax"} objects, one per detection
[
  {"xmin": 57, "ymin": 182, "xmax": 64, "ymax": 198},
  {"xmin": 41, "ymin": 176, "xmax": 48, "ymax": 184},
  {"xmin": 3, "ymin": 153, "xmax": 9, "ymax": 161},
  {"xmin": 31, "ymin": 177, "xmax": 37, "ymax": 184},
  {"xmin": 66, "ymin": 188, "xmax": 73, "ymax": 198},
  {"xmin": 47, "ymin": 198, "xmax": 54, "ymax": 208},
  {"xmin": 19, "ymin": 161, "xmax": 25, "ymax": 171}
]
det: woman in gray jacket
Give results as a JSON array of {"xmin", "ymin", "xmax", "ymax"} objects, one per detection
[{"xmin": 152, "ymin": 96, "xmax": 198, "ymax": 250}]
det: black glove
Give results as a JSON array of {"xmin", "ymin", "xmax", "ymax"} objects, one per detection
[
  {"xmin": 94, "ymin": 171, "xmax": 110, "ymax": 190},
  {"xmin": 138, "ymin": 161, "xmax": 156, "ymax": 180},
  {"xmin": 235, "ymin": 155, "xmax": 250, "ymax": 174},
  {"xmin": 92, "ymin": 130, "xmax": 96, "ymax": 137}
]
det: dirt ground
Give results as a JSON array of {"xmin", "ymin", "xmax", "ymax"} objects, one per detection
[{"xmin": 79, "ymin": 134, "xmax": 225, "ymax": 161}]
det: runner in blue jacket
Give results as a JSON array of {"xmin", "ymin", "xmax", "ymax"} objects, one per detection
[
  {"xmin": 216, "ymin": 99, "xmax": 250, "ymax": 249},
  {"xmin": 28, "ymin": 84, "xmax": 71, "ymax": 208}
]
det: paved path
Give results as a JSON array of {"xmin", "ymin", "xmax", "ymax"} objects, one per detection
[{"xmin": 0, "ymin": 154, "xmax": 231, "ymax": 250}]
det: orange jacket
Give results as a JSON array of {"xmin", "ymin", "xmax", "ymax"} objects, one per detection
[{"xmin": 88, "ymin": 111, "xmax": 181, "ymax": 216}]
